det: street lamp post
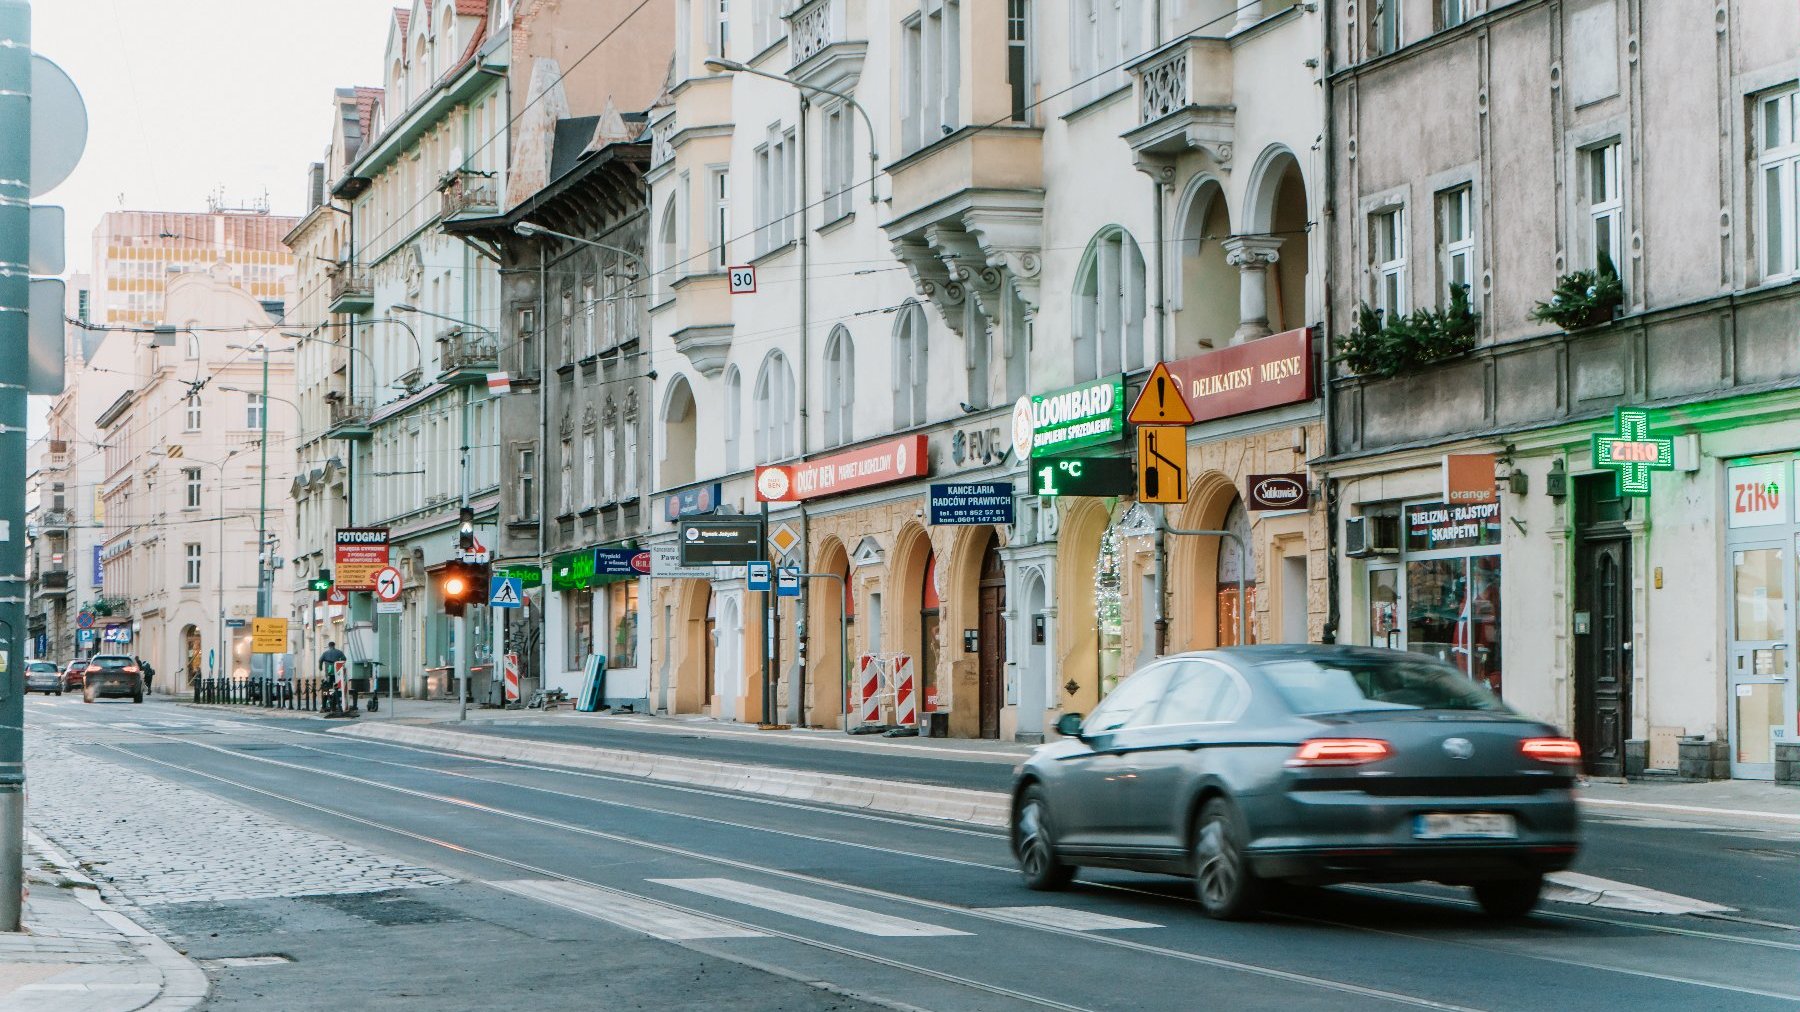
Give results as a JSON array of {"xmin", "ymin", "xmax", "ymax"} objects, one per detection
[
  {"xmin": 703, "ymin": 57, "xmax": 882, "ymax": 204},
  {"xmin": 226, "ymin": 340, "xmax": 289, "ymax": 701}
]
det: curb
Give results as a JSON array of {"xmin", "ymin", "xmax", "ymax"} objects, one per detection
[
  {"xmin": 337, "ymin": 723, "xmax": 1014, "ymax": 829},
  {"xmin": 27, "ymin": 830, "xmax": 212, "ymax": 1011}
]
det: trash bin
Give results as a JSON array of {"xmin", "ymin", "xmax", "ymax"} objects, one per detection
[{"xmin": 925, "ymin": 713, "xmax": 949, "ymax": 738}]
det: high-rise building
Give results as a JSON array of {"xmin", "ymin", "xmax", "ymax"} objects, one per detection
[{"xmin": 90, "ymin": 207, "xmax": 297, "ymax": 325}]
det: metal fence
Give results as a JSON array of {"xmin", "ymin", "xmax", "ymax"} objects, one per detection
[{"xmin": 191, "ymin": 678, "xmax": 333, "ymax": 712}]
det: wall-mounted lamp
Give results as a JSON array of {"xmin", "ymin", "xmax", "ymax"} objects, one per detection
[{"xmin": 1544, "ymin": 459, "xmax": 1568, "ymax": 499}]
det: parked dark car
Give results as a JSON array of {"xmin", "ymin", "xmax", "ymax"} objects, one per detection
[
  {"xmin": 1011, "ymin": 645, "xmax": 1581, "ymax": 920},
  {"xmin": 62, "ymin": 659, "xmax": 88, "ymax": 692},
  {"xmin": 25, "ymin": 660, "xmax": 63, "ymax": 695},
  {"xmin": 82, "ymin": 654, "xmax": 144, "ymax": 704}
]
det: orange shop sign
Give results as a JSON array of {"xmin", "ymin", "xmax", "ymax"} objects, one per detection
[
  {"xmin": 755, "ymin": 435, "xmax": 930, "ymax": 502},
  {"xmin": 1443, "ymin": 453, "xmax": 1498, "ymax": 506}
]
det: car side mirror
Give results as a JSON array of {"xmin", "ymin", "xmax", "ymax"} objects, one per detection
[{"xmin": 1055, "ymin": 712, "xmax": 1086, "ymax": 739}]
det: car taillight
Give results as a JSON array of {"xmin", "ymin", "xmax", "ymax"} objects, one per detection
[
  {"xmin": 1520, "ymin": 737, "xmax": 1582, "ymax": 764},
  {"xmin": 1286, "ymin": 738, "xmax": 1393, "ymax": 767}
]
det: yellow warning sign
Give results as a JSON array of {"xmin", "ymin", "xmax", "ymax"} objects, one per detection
[
  {"xmin": 1137, "ymin": 425, "xmax": 1189, "ymax": 504},
  {"xmin": 1127, "ymin": 363, "xmax": 1197, "ymax": 425},
  {"xmin": 250, "ymin": 617, "xmax": 289, "ymax": 654}
]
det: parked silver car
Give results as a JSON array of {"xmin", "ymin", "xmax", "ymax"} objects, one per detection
[
  {"xmin": 24, "ymin": 660, "xmax": 63, "ymax": 695},
  {"xmin": 1011, "ymin": 645, "xmax": 1581, "ymax": 920}
]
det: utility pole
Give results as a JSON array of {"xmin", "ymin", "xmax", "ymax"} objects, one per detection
[
  {"xmin": 254, "ymin": 344, "xmax": 270, "ymax": 700},
  {"xmin": 0, "ymin": 0, "xmax": 30, "ymax": 933}
]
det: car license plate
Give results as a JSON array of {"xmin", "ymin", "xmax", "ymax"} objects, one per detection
[{"xmin": 1413, "ymin": 812, "xmax": 1517, "ymax": 840}]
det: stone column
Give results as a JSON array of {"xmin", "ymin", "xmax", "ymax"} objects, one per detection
[{"xmin": 1222, "ymin": 236, "xmax": 1283, "ymax": 344}]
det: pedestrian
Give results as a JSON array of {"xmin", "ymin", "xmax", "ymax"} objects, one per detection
[
  {"xmin": 319, "ymin": 641, "xmax": 348, "ymax": 713},
  {"xmin": 140, "ymin": 658, "xmax": 156, "ymax": 694}
]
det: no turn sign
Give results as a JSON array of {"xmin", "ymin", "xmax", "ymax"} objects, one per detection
[{"xmin": 373, "ymin": 566, "xmax": 404, "ymax": 602}]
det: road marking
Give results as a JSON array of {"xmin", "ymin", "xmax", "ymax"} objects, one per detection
[
  {"xmin": 602, "ymin": 713, "xmax": 1027, "ymax": 762},
  {"xmin": 489, "ymin": 879, "xmax": 765, "ymax": 940},
  {"xmin": 980, "ymin": 906, "xmax": 1159, "ymax": 931},
  {"xmin": 1580, "ymin": 796, "xmax": 1800, "ymax": 825},
  {"xmin": 1544, "ymin": 871, "xmax": 1734, "ymax": 915},
  {"xmin": 649, "ymin": 877, "xmax": 971, "ymax": 937}
]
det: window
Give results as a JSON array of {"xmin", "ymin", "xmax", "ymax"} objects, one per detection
[
  {"xmin": 1156, "ymin": 662, "xmax": 1246, "ymax": 725},
  {"xmin": 723, "ymin": 366, "xmax": 743, "ymax": 471},
  {"xmin": 753, "ymin": 352, "xmax": 796, "ymax": 463},
  {"xmin": 185, "ymin": 333, "xmax": 199, "ymax": 360},
  {"xmin": 581, "ymin": 281, "xmax": 597, "ymax": 357},
  {"xmin": 517, "ymin": 307, "xmax": 538, "ymax": 375},
  {"xmin": 901, "ymin": 0, "xmax": 962, "ymax": 153},
  {"xmin": 245, "ymin": 392, "xmax": 265, "ymax": 430},
  {"xmin": 517, "ymin": 447, "xmax": 537, "ymax": 520},
  {"xmin": 822, "ymin": 326, "xmax": 854, "ymax": 447},
  {"xmin": 1072, "ymin": 227, "xmax": 1147, "ymax": 381},
  {"xmin": 1008, "ymin": 0, "xmax": 1032, "ymax": 123},
  {"xmin": 1437, "ymin": 0, "xmax": 1466, "ymax": 30},
  {"xmin": 656, "ymin": 201, "xmax": 680, "ymax": 302},
  {"xmin": 1083, "ymin": 663, "xmax": 1176, "ymax": 734},
  {"xmin": 559, "ymin": 437, "xmax": 574, "ymax": 514},
  {"xmin": 751, "ymin": 0, "xmax": 783, "ymax": 52},
  {"xmin": 1372, "ymin": 207, "xmax": 1408, "ymax": 317},
  {"xmin": 1586, "ymin": 141, "xmax": 1624, "ymax": 284},
  {"xmin": 623, "ymin": 410, "xmax": 639, "ymax": 498},
  {"xmin": 713, "ymin": 0, "xmax": 730, "ymax": 57},
  {"xmin": 1373, "ymin": 0, "xmax": 1402, "ymax": 55},
  {"xmin": 583, "ymin": 427, "xmax": 597, "ymax": 506},
  {"xmin": 566, "ymin": 588, "xmax": 593, "ymax": 668},
  {"xmin": 892, "ymin": 301, "xmax": 929, "ymax": 428},
  {"xmin": 183, "ymin": 468, "xmax": 202, "ymax": 510},
  {"xmin": 602, "ymin": 416, "xmax": 618, "ymax": 502},
  {"xmin": 821, "ymin": 107, "xmax": 853, "ymax": 222},
  {"xmin": 184, "ymin": 396, "xmax": 202, "ymax": 432},
  {"xmin": 559, "ymin": 291, "xmax": 574, "ymax": 359},
  {"xmin": 601, "ymin": 268, "xmax": 620, "ymax": 349},
  {"xmin": 1436, "ymin": 185, "xmax": 1473, "ymax": 304},
  {"xmin": 710, "ymin": 169, "xmax": 730, "ymax": 269},
  {"xmin": 184, "ymin": 543, "xmax": 202, "ymax": 587},
  {"xmin": 755, "ymin": 128, "xmax": 797, "ymax": 254},
  {"xmin": 607, "ymin": 581, "xmax": 639, "ymax": 668},
  {"xmin": 1263, "ymin": 654, "xmax": 1505, "ymax": 714},
  {"xmin": 1758, "ymin": 86, "xmax": 1798, "ymax": 280},
  {"xmin": 1069, "ymin": 0, "xmax": 1140, "ymax": 107},
  {"xmin": 901, "ymin": 15, "xmax": 923, "ymax": 150}
]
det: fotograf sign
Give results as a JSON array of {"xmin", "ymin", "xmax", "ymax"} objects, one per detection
[
  {"xmin": 1246, "ymin": 473, "xmax": 1309, "ymax": 511},
  {"xmin": 1018, "ymin": 375, "xmax": 1124, "ymax": 458},
  {"xmin": 1163, "ymin": 327, "xmax": 1313, "ymax": 423},
  {"xmin": 928, "ymin": 483, "xmax": 1016, "ymax": 526},
  {"xmin": 334, "ymin": 527, "xmax": 391, "ymax": 591}
]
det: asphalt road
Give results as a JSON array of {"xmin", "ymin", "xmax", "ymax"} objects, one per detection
[{"xmin": 27, "ymin": 699, "xmax": 1800, "ymax": 1011}]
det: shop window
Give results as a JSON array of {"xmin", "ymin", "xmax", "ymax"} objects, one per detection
[
  {"xmin": 920, "ymin": 552, "xmax": 940, "ymax": 715},
  {"xmin": 566, "ymin": 588, "xmax": 593, "ymax": 669},
  {"xmin": 1400, "ymin": 500, "xmax": 1503, "ymax": 695},
  {"xmin": 1096, "ymin": 525, "xmax": 1125, "ymax": 693},
  {"xmin": 608, "ymin": 581, "xmax": 639, "ymax": 668}
]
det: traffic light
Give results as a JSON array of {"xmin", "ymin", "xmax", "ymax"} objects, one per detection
[
  {"xmin": 439, "ymin": 560, "xmax": 488, "ymax": 617},
  {"xmin": 310, "ymin": 569, "xmax": 333, "ymax": 601},
  {"xmin": 458, "ymin": 506, "xmax": 476, "ymax": 552}
]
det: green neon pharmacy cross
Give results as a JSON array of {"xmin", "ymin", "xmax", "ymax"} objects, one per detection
[{"xmin": 1591, "ymin": 407, "xmax": 1675, "ymax": 497}]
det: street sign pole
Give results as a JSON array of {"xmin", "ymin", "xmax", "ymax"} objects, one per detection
[
  {"xmin": 0, "ymin": 0, "xmax": 32, "ymax": 933},
  {"xmin": 761, "ymin": 501, "xmax": 773, "ymax": 726}
]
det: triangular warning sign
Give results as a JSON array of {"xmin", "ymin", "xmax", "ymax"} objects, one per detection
[
  {"xmin": 1128, "ymin": 363, "xmax": 1196, "ymax": 425},
  {"xmin": 489, "ymin": 578, "xmax": 521, "ymax": 607}
]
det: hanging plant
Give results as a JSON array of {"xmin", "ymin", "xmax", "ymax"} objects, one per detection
[
  {"xmin": 1531, "ymin": 251, "xmax": 1623, "ymax": 330},
  {"xmin": 1335, "ymin": 284, "xmax": 1481, "ymax": 379}
]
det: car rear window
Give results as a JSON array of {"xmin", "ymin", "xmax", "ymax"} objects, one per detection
[
  {"xmin": 92, "ymin": 657, "xmax": 132, "ymax": 669},
  {"xmin": 1260, "ymin": 655, "xmax": 1506, "ymax": 715},
  {"xmin": 28, "ymin": 662, "xmax": 56, "ymax": 671}
]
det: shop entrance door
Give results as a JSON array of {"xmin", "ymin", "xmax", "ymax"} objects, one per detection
[
  {"xmin": 1574, "ymin": 535, "xmax": 1632, "ymax": 777},
  {"xmin": 1726, "ymin": 540, "xmax": 1792, "ymax": 780},
  {"xmin": 978, "ymin": 541, "xmax": 1006, "ymax": 740}
]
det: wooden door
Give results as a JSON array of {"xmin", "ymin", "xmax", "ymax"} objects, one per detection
[
  {"xmin": 1575, "ymin": 536, "xmax": 1631, "ymax": 776},
  {"xmin": 978, "ymin": 543, "xmax": 1006, "ymax": 740}
]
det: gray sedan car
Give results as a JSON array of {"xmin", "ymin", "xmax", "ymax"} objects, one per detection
[
  {"xmin": 1011, "ymin": 645, "xmax": 1581, "ymax": 920},
  {"xmin": 24, "ymin": 660, "xmax": 63, "ymax": 694}
]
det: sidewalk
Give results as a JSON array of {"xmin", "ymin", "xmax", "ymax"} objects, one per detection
[{"xmin": 0, "ymin": 832, "xmax": 208, "ymax": 1012}]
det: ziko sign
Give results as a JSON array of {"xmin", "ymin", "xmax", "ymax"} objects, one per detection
[
  {"xmin": 1163, "ymin": 327, "xmax": 1314, "ymax": 423},
  {"xmin": 755, "ymin": 435, "xmax": 928, "ymax": 502},
  {"xmin": 1018, "ymin": 374, "xmax": 1125, "ymax": 458}
]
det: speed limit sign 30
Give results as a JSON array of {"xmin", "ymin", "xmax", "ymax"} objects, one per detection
[{"xmin": 728, "ymin": 265, "xmax": 757, "ymax": 294}]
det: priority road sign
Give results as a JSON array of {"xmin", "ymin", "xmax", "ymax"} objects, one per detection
[
  {"xmin": 1128, "ymin": 362, "xmax": 1196, "ymax": 425},
  {"xmin": 374, "ymin": 566, "xmax": 403, "ymax": 602},
  {"xmin": 489, "ymin": 576, "xmax": 524, "ymax": 609},
  {"xmin": 769, "ymin": 522, "xmax": 800, "ymax": 558},
  {"xmin": 1137, "ymin": 425, "xmax": 1189, "ymax": 504}
]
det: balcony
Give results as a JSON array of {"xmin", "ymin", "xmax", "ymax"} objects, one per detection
[
  {"xmin": 1123, "ymin": 35, "xmax": 1235, "ymax": 177},
  {"xmin": 327, "ymin": 264, "xmax": 374, "ymax": 314},
  {"xmin": 324, "ymin": 390, "xmax": 374, "ymax": 440},
  {"xmin": 93, "ymin": 595, "xmax": 129, "ymax": 619},
  {"xmin": 39, "ymin": 508, "xmax": 69, "ymax": 534},
  {"xmin": 436, "ymin": 328, "xmax": 500, "ymax": 386},
  {"xmin": 439, "ymin": 168, "xmax": 500, "ymax": 221},
  {"xmin": 32, "ymin": 569, "xmax": 70, "ymax": 598},
  {"xmin": 786, "ymin": 0, "xmax": 866, "ymax": 92}
]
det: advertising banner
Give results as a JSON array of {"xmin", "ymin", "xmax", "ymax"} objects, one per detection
[
  {"xmin": 334, "ymin": 527, "xmax": 391, "ymax": 591},
  {"xmin": 755, "ymin": 435, "xmax": 928, "ymax": 502},
  {"xmin": 1163, "ymin": 327, "xmax": 1313, "ymax": 423},
  {"xmin": 1017, "ymin": 375, "xmax": 1125, "ymax": 458}
]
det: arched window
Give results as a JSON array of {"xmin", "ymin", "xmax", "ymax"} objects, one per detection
[
  {"xmin": 1217, "ymin": 496, "xmax": 1256, "ymax": 646},
  {"xmin": 662, "ymin": 375, "xmax": 697, "ymax": 488},
  {"xmin": 1072, "ymin": 227, "xmax": 1147, "ymax": 381},
  {"xmin": 822, "ymin": 326, "xmax": 855, "ymax": 447},
  {"xmin": 722, "ymin": 366, "xmax": 742, "ymax": 472},
  {"xmin": 892, "ymin": 301, "xmax": 929, "ymax": 429},
  {"xmin": 185, "ymin": 331, "xmax": 200, "ymax": 360},
  {"xmin": 656, "ymin": 199, "xmax": 680, "ymax": 302},
  {"xmin": 753, "ymin": 351, "xmax": 796, "ymax": 464}
]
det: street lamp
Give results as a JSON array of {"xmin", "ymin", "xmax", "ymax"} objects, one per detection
[
  {"xmin": 225, "ymin": 338, "xmax": 291, "ymax": 701},
  {"xmin": 704, "ymin": 57, "xmax": 881, "ymax": 204},
  {"xmin": 391, "ymin": 302, "xmax": 499, "ymax": 338}
]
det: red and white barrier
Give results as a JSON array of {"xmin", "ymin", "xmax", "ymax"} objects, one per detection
[
  {"xmin": 891, "ymin": 654, "xmax": 917, "ymax": 728},
  {"xmin": 504, "ymin": 652, "xmax": 521, "ymax": 703},
  {"xmin": 857, "ymin": 654, "xmax": 882, "ymax": 725}
]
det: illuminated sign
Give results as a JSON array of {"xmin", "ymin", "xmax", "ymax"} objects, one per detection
[
  {"xmin": 1591, "ymin": 407, "xmax": 1674, "ymax": 498},
  {"xmin": 1030, "ymin": 455, "xmax": 1134, "ymax": 498}
]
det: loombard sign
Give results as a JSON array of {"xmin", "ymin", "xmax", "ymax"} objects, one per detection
[{"xmin": 1019, "ymin": 375, "xmax": 1124, "ymax": 458}]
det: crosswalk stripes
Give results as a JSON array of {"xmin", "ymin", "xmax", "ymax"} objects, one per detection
[
  {"xmin": 978, "ymin": 906, "xmax": 1161, "ymax": 932},
  {"xmin": 488, "ymin": 879, "xmax": 767, "ymax": 940},
  {"xmin": 648, "ymin": 877, "xmax": 973, "ymax": 937}
]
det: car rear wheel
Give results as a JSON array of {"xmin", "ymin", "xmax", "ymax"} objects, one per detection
[
  {"xmin": 1014, "ymin": 786, "xmax": 1076, "ymax": 891},
  {"xmin": 1472, "ymin": 875, "xmax": 1543, "ymax": 918},
  {"xmin": 1193, "ymin": 798, "xmax": 1262, "ymax": 920}
]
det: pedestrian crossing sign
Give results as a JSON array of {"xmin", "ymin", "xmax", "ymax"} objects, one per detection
[{"xmin": 489, "ymin": 576, "xmax": 523, "ymax": 609}]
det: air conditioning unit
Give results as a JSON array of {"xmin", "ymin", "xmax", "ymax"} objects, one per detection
[{"xmin": 1345, "ymin": 514, "xmax": 1400, "ymax": 558}]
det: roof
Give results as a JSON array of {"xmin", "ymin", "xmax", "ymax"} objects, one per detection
[
  {"xmin": 455, "ymin": 0, "xmax": 488, "ymax": 16},
  {"xmin": 393, "ymin": 7, "xmax": 410, "ymax": 35},
  {"xmin": 355, "ymin": 87, "xmax": 384, "ymax": 140}
]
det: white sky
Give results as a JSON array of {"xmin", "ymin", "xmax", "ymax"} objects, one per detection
[{"xmin": 32, "ymin": 0, "xmax": 399, "ymax": 276}]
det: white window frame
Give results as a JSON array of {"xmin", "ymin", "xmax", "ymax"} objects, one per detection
[
  {"xmin": 901, "ymin": 14, "xmax": 924, "ymax": 153},
  {"xmin": 183, "ymin": 467, "xmax": 202, "ymax": 510},
  {"xmin": 752, "ymin": 0, "xmax": 783, "ymax": 53},
  {"xmin": 184, "ymin": 543, "xmax": 202, "ymax": 587},
  {"xmin": 1372, "ymin": 206, "xmax": 1409, "ymax": 318},
  {"xmin": 753, "ymin": 352, "xmax": 795, "ymax": 464},
  {"xmin": 602, "ymin": 420, "xmax": 618, "ymax": 503},
  {"xmin": 583, "ymin": 427, "xmax": 598, "ymax": 506},
  {"xmin": 1072, "ymin": 227, "xmax": 1147, "ymax": 381},
  {"xmin": 623, "ymin": 411, "xmax": 639, "ymax": 498},
  {"xmin": 1008, "ymin": 0, "xmax": 1033, "ymax": 124},
  {"xmin": 723, "ymin": 367, "xmax": 743, "ymax": 472},
  {"xmin": 560, "ymin": 438, "xmax": 574, "ymax": 515},
  {"xmin": 1757, "ymin": 85, "xmax": 1799, "ymax": 282},
  {"xmin": 1585, "ymin": 140, "xmax": 1624, "ymax": 286},
  {"xmin": 517, "ymin": 446, "xmax": 537, "ymax": 520},
  {"xmin": 559, "ymin": 291, "xmax": 575, "ymax": 360},
  {"xmin": 892, "ymin": 302, "xmax": 929, "ymax": 429},
  {"xmin": 581, "ymin": 280, "xmax": 597, "ymax": 357},
  {"xmin": 823, "ymin": 327, "xmax": 854, "ymax": 447},
  {"xmin": 1374, "ymin": 0, "xmax": 1403, "ymax": 55},
  {"xmin": 821, "ymin": 106, "xmax": 852, "ymax": 222},
  {"xmin": 1436, "ymin": 185, "xmax": 1473, "ymax": 305},
  {"xmin": 245, "ymin": 392, "xmax": 265, "ymax": 430},
  {"xmin": 713, "ymin": 0, "xmax": 730, "ymax": 58},
  {"xmin": 710, "ymin": 168, "xmax": 730, "ymax": 270},
  {"xmin": 184, "ymin": 395, "xmax": 202, "ymax": 432},
  {"xmin": 1437, "ymin": 0, "xmax": 1465, "ymax": 31}
]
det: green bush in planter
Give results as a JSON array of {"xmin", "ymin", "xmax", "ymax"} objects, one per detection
[
  {"xmin": 1336, "ymin": 284, "xmax": 1480, "ymax": 379},
  {"xmin": 1531, "ymin": 251, "xmax": 1623, "ymax": 330}
]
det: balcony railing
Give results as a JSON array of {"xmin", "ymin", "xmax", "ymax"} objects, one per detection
[
  {"xmin": 325, "ymin": 391, "xmax": 375, "ymax": 439},
  {"xmin": 1124, "ymin": 35, "xmax": 1235, "ymax": 173},
  {"xmin": 650, "ymin": 113, "xmax": 675, "ymax": 169},
  {"xmin": 438, "ymin": 329, "xmax": 500, "ymax": 384},
  {"xmin": 39, "ymin": 509, "xmax": 69, "ymax": 532},
  {"xmin": 788, "ymin": 0, "xmax": 838, "ymax": 66},
  {"xmin": 439, "ymin": 168, "xmax": 500, "ymax": 220},
  {"xmin": 93, "ymin": 595, "xmax": 129, "ymax": 618},
  {"xmin": 33, "ymin": 569, "xmax": 70, "ymax": 596},
  {"xmin": 327, "ymin": 264, "xmax": 374, "ymax": 314}
]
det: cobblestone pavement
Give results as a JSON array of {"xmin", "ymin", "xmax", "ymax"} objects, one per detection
[{"xmin": 26, "ymin": 722, "xmax": 455, "ymax": 912}]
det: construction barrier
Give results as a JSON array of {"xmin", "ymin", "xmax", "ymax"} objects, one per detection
[
  {"xmin": 856, "ymin": 653, "xmax": 882, "ymax": 726},
  {"xmin": 891, "ymin": 654, "xmax": 918, "ymax": 728},
  {"xmin": 503, "ymin": 652, "xmax": 521, "ymax": 703}
]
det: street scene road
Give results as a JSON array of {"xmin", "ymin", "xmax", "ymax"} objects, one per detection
[{"xmin": 18, "ymin": 698, "xmax": 1800, "ymax": 1011}]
